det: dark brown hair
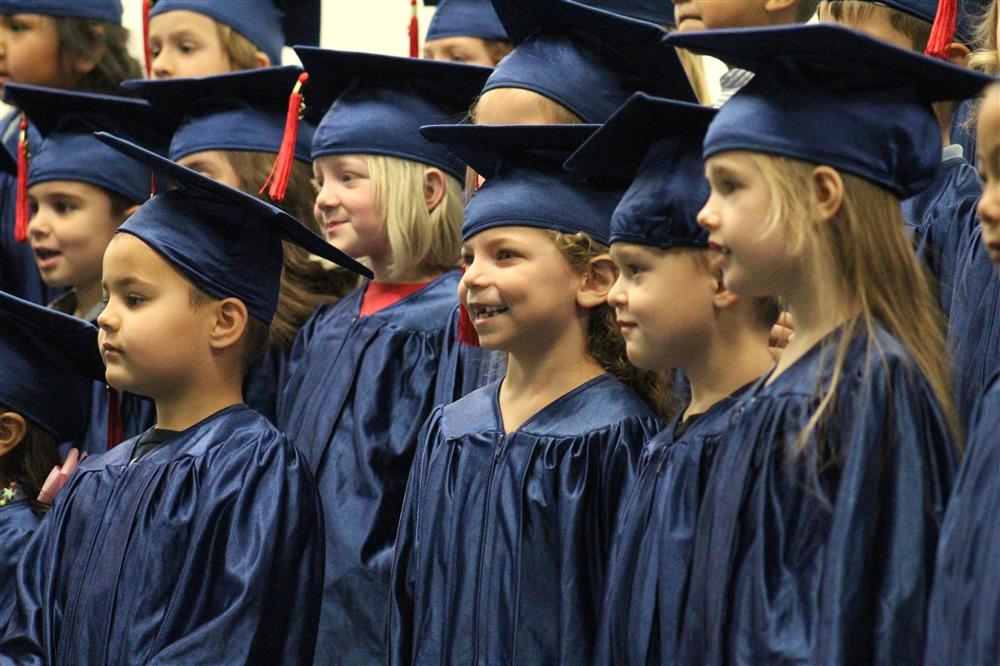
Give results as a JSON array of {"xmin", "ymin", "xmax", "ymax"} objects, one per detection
[
  {"xmin": 188, "ymin": 285, "xmax": 272, "ymax": 376},
  {"xmin": 214, "ymin": 20, "xmax": 267, "ymax": 70},
  {"xmin": 55, "ymin": 17, "xmax": 143, "ymax": 95},
  {"xmin": 0, "ymin": 406, "xmax": 60, "ymax": 516},
  {"xmin": 822, "ymin": 0, "xmax": 932, "ymax": 51},
  {"xmin": 483, "ymin": 39, "xmax": 515, "ymax": 65}
]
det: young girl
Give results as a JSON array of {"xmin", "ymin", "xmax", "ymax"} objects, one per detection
[
  {"xmin": 122, "ymin": 66, "xmax": 357, "ymax": 423},
  {"xmin": 564, "ymin": 93, "xmax": 778, "ymax": 665},
  {"xmin": 0, "ymin": 291, "xmax": 104, "ymax": 635},
  {"xmin": 666, "ymin": 24, "xmax": 992, "ymax": 663},
  {"xmin": 389, "ymin": 123, "xmax": 666, "ymax": 664},
  {"xmin": 423, "ymin": 0, "xmax": 513, "ymax": 66},
  {"xmin": 275, "ymin": 49, "xmax": 489, "ymax": 665},
  {"xmin": 925, "ymin": 81, "xmax": 1000, "ymax": 666}
]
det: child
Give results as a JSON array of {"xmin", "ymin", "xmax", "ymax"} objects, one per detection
[
  {"xmin": 275, "ymin": 48, "xmax": 488, "ymax": 665},
  {"xmin": 122, "ymin": 65, "xmax": 357, "ymax": 424},
  {"xmin": 389, "ymin": 123, "xmax": 666, "ymax": 664},
  {"xmin": 667, "ymin": 24, "xmax": 992, "ymax": 663},
  {"xmin": 423, "ymin": 0, "xmax": 513, "ymax": 66},
  {"xmin": 925, "ymin": 80, "xmax": 1000, "ymax": 666},
  {"xmin": 472, "ymin": 0, "xmax": 696, "ymax": 124},
  {"xmin": 0, "ymin": 291, "xmax": 104, "ymax": 636},
  {"xmin": 0, "ymin": 134, "xmax": 370, "ymax": 663},
  {"xmin": 563, "ymin": 92, "xmax": 778, "ymax": 665}
]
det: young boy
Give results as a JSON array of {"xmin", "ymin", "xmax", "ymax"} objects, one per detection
[
  {"xmin": 565, "ymin": 92, "xmax": 777, "ymax": 665},
  {"xmin": 0, "ymin": 135, "xmax": 371, "ymax": 663}
]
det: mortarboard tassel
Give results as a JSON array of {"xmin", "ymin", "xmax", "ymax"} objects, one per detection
[
  {"xmin": 106, "ymin": 386, "xmax": 124, "ymax": 450},
  {"xmin": 457, "ymin": 268, "xmax": 481, "ymax": 347},
  {"xmin": 14, "ymin": 116, "xmax": 29, "ymax": 244},
  {"xmin": 409, "ymin": 0, "xmax": 420, "ymax": 57},
  {"xmin": 142, "ymin": 0, "xmax": 153, "ymax": 77},
  {"xmin": 261, "ymin": 72, "xmax": 309, "ymax": 203},
  {"xmin": 925, "ymin": 0, "xmax": 958, "ymax": 59}
]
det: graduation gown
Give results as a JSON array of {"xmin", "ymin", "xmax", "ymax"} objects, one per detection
[
  {"xmin": 0, "ymin": 495, "xmax": 39, "ymax": 637},
  {"xmin": 0, "ymin": 404, "xmax": 324, "ymax": 665},
  {"xmin": 389, "ymin": 374, "xmax": 663, "ymax": 665},
  {"xmin": 925, "ymin": 373, "xmax": 1000, "ymax": 665},
  {"xmin": 677, "ymin": 323, "xmax": 956, "ymax": 666},
  {"xmin": 277, "ymin": 272, "xmax": 462, "ymax": 665},
  {"xmin": 243, "ymin": 342, "xmax": 288, "ymax": 425},
  {"xmin": 596, "ymin": 387, "xmax": 749, "ymax": 666}
]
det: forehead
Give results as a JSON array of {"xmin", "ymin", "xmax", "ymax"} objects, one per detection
[
  {"xmin": 103, "ymin": 232, "xmax": 181, "ymax": 283},
  {"xmin": 978, "ymin": 89, "xmax": 1000, "ymax": 146},
  {"xmin": 464, "ymin": 225, "xmax": 556, "ymax": 247},
  {"xmin": 28, "ymin": 179, "xmax": 108, "ymax": 200},
  {"xmin": 425, "ymin": 36, "xmax": 490, "ymax": 52},
  {"xmin": 610, "ymin": 241, "xmax": 661, "ymax": 260},
  {"xmin": 148, "ymin": 9, "xmax": 219, "ymax": 37}
]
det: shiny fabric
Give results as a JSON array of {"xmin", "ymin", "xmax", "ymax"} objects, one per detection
[
  {"xmin": 389, "ymin": 374, "xmax": 662, "ymax": 664},
  {"xmin": 0, "ymin": 499, "xmax": 39, "ymax": 637},
  {"xmin": 926, "ymin": 373, "xmax": 1000, "ymax": 664},
  {"xmin": 73, "ymin": 381, "xmax": 156, "ymax": 455},
  {"xmin": 277, "ymin": 273, "xmax": 462, "ymax": 665},
  {"xmin": 432, "ymin": 304, "xmax": 497, "ymax": 408},
  {"xmin": 0, "ymin": 405, "xmax": 324, "ymax": 664},
  {"xmin": 597, "ymin": 388, "xmax": 748, "ymax": 666},
  {"xmin": 677, "ymin": 323, "xmax": 956, "ymax": 665}
]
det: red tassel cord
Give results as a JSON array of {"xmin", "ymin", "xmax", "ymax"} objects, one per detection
[
  {"xmin": 457, "ymin": 268, "xmax": 481, "ymax": 347},
  {"xmin": 261, "ymin": 72, "xmax": 309, "ymax": 203},
  {"xmin": 409, "ymin": 0, "xmax": 420, "ymax": 57},
  {"xmin": 106, "ymin": 386, "xmax": 125, "ymax": 450},
  {"xmin": 925, "ymin": 0, "xmax": 957, "ymax": 60},
  {"xmin": 142, "ymin": 0, "xmax": 153, "ymax": 77},
  {"xmin": 14, "ymin": 116, "xmax": 29, "ymax": 244}
]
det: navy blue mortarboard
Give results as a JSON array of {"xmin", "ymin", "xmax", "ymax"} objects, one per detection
[
  {"xmin": 295, "ymin": 47, "xmax": 492, "ymax": 181},
  {"xmin": 121, "ymin": 66, "xmax": 315, "ymax": 164},
  {"xmin": 579, "ymin": 0, "xmax": 676, "ymax": 26},
  {"xmin": 565, "ymin": 93, "xmax": 715, "ymax": 249},
  {"xmin": 426, "ymin": 0, "xmax": 509, "ymax": 42},
  {"xmin": 0, "ymin": 0, "xmax": 121, "ymax": 21},
  {"xmin": 3, "ymin": 84, "xmax": 171, "ymax": 204},
  {"xmin": 93, "ymin": 132, "xmax": 372, "ymax": 323},
  {"xmin": 0, "ymin": 291, "xmax": 104, "ymax": 442},
  {"xmin": 420, "ymin": 123, "xmax": 625, "ymax": 244},
  {"xmin": 482, "ymin": 0, "xmax": 695, "ymax": 123},
  {"xmin": 668, "ymin": 24, "xmax": 997, "ymax": 198}
]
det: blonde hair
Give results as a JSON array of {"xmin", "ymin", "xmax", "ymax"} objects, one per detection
[
  {"xmin": 364, "ymin": 155, "xmax": 465, "ymax": 281},
  {"xmin": 470, "ymin": 87, "xmax": 585, "ymax": 124},
  {"xmin": 969, "ymin": 0, "xmax": 999, "ymax": 74},
  {"xmin": 821, "ymin": 0, "xmax": 933, "ymax": 50},
  {"xmin": 673, "ymin": 46, "xmax": 713, "ymax": 106},
  {"xmin": 214, "ymin": 20, "xmax": 267, "ymax": 70},
  {"xmin": 748, "ymin": 153, "xmax": 960, "ymax": 456}
]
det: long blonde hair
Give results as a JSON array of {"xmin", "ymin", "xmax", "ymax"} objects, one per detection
[
  {"xmin": 749, "ymin": 153, "xmax": 960, "ymax": 455},
  {"xmin": 363, "ymin": 154, "xmax": 465, "ymax": 281},
  {"xmin": 969, "ymin": 0, "xmax": 999, "ymax": 74}
]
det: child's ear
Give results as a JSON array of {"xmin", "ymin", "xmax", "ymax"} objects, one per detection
[
  {"xmin": 808, "ymin": 165, "xmax": 844, "ymax": 224},
  {"xmin": 65, "ymin": 24, "xmax": 103, "ymax": 78},
  {"xmin": 0, "ymin": 412, "xmax": 28, "ymax": 456},
  {"xmin": 763, "ymin": 0, "xmax": 800, "ymax": 20},
  {"xmin": 577, "ymin": 255, "xmax": 617, "ymax": 309},
  {"xmin": 253, "ymin": 51, "xmax": 272, "ymax": 69},
  {"xmin": 208, "ymin": 298, "xmax": 250, "ymax": 353},
  {"xmin": 423, "ymin": 167, "xmax": 447, "ymax": 213}
]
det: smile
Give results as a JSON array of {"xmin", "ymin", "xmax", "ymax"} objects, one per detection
[{"xmin": 469, "ymin": 304, "xmax": 509, "ymax": 321}]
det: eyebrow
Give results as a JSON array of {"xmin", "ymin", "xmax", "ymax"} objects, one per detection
[{"xmin": 102, "ymin": 276, "xmax": 155, "ymax": 291}]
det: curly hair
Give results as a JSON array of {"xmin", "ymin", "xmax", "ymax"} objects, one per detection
[
  {"xmin": 55, "ymin": 17, "xmax": 143, "ymax": 95},
  {"xmin": 0, "ymin": 406, "xmax": 60, "ymax": 516}
]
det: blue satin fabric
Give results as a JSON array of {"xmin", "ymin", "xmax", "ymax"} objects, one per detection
[
  {"xmin": 677, "ymin": 323, "xmax": 956, "ymax": 665},
  {"xmin": 70, "ymin": 382, "xmax": 155, "ymax": 455},
  {"xmin": 277, "ymin": 272, "xmax": 463, "ymax": 665},
  {"xmin": 389, "ymin": 374, "xmax": 662, "ymax": 664},
  {"xmin": 243, "ymin": 342, "xmax": 289, "ymax": 425},
  {"xmin": 432, "ymin": 303, "xmax": 497, "ymax": 407},
  {"xmin": 0, "ymin": 405, "xmax": 324, "ymax": 664},
  {"xmin": 596, "ymin": 386, "xmax": 750, "ymax": 666},
  {"xmin": 0, "ymin": 499, "xmax": 40, "ymax": 637},
  {"xmin": 926, "ymin": 373, "xmax": 1000, "ymax": 664}
]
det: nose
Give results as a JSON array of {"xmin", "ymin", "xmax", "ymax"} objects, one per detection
[
  {"xmin": 696, "ymin": 194, "xmax": 719, "ymax": 231},
  {"xmin": 607, "ymin": 271, "xmax": 627, "ymax": 307},
  {"xmin": 978, "ymin": 188, "xmax": 1000, "ymax": 228},
  {"xmin": 97, "ymin": 298, "xmax": 118, "ymax": 332},
  {"xmin": 314, "ymin": 179, "xmax": 342, "ymax": 213},
  {"xmin": 151, "ymin": 50, "xmax": 172, "ymax": 79},
  {"xmin": 27, "ymin": 206, "xmax": 50, "ymax": 240}
]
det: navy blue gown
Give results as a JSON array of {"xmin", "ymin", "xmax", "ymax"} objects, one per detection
[
  {"xmin": 243, "ymin": 342, "xmax": 288, "ymax": 425},
  {"xmin": 0, "ymin": 494, "xmax": 39, "ymax": 637},
  {"xmin": 389, "ymin": 374, "xmax": 663, "ymax": 665},
  {"xmin": 277, "ymin": 272, "xmax": 463, "ymax": 665},
  {"xmin": 0, "ymin": 405, "xmax": 324, "ymax": 665},
  {"xmin": 596, "ymin": 386, "xmax": 751, "ymax": 666},
  {"xmin": 925, "ymin": 372, "xmax": 1000, "ymax": 665},
  {"xmin": 677, "ymin": 323, "xmax": 956, "ymax": 666}
]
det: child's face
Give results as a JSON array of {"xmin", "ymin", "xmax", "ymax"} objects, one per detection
[
  {"xmin": 0, "ymin": 14, "xmax": 69, "ymax": 88},
  {"xmin": 673, "ymin": 0, "xmax": 770, "ymax": 32},
  {"xmin": 699, "ymin": 151, "xmax": 786, "ymax": 297},
  {"xmin": 608, "ymin": 243, "xmax": 718, "ymax": 372},
  {"xmin": 98, "ymin": 233, "xmax": 214, "ymax": 400},
  {"xmin": 148, "ymin": 10, "xmax": 234, "ymax": 79},
  {"xmin": 816, "ymin": 3, "xmax": 916, "ymax": 50},
  {"xmin": 27, "ymin": 181, "xmax": 121, "ymax": 292},
  {"xmin": 459, "ymin": 226, "xmax": 584, "ymax": 354},
  {"xmin": 177, "ymin": 151, "xmax": 242, "ymax": 189},
  {"xmin": 976, "ymin": 86, "xmax": 1000, "ymax": 267},
  {"xmin": 424, "ymin": 37, "xmax": 497, "ymax": 67},
  {"xmin": 312, "ymin": 154, "xmax": 388, "ymax": 264}
]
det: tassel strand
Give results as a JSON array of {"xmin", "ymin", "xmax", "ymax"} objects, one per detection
[
  {"xmin": 14, "ymin": 117, "xmax": 29, "ymax": 244},
  {"xmin": 260, "ymin": 72, "xmax": 309, "ymax": 203}
]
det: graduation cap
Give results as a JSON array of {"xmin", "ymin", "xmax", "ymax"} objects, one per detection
[
  {"xmin": 93, "ymin": 132, "xmax": 372, "ymax": 323},
  {"xmin": 578, "ymin": 0, "xmax": 676, "ymax": 27},
  {"xmin": 0, "ymin": 0, "xmax": 121, "ymax": 21},
  {"xmin": 294, "ymin": 47, "xmax": 492, "ymax": 181},
  {"xmin": 868, "ymin": 0, "xmax": 989, "ymax": 49},
  {"xmin": 668, "ymin": 23, "xmax": 997, "ymax": 198},
  {"xmin": 0, "ymin": 291, "xmax": 104, "ymax": 442},
  {"xmin": 426, "ymin": 0, "xmax": 510, "ymax": 42},
  {"xmin": 482, "ymin": 0, "xmax": 695, "ymax": 123},
  {"xmin": 565, "ymin": 93, "xmax": 715, "ymax": 249}
]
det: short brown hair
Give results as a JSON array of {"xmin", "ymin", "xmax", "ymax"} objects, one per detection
[
  {"xmin": 822, "ymin": 0, "xmax": 932, "ymax": 51},
  {"xmin": 55, "ymin": 17, "xmax": 144, "ymax": 95},
  {"xmin": 188, "ymin": 286, "xmax": 271, "ymax": 377},
  {"xmin": 214, "ymin": 21, "xmax": 267, "ymax": 70}
]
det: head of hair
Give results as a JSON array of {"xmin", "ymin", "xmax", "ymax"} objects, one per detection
[
  {"xmin": 214, "ymin": 20, "xmax": 268, "ymax": 70},
  {"xmin": 483, "ymin": 39, "xmax": 515, "ymax": 65},
  {"xmin": 796, "ymin": 0, "xmax": 823, "ymax": 22},
  {"xmin": 969, "ymin": 0, "xmax": 1000, "ymax": 74},
  {"xmin": 690, "ymin": 247, "xmax": 782, "ymax": 329},
  {"xmin": 105, "ymin": 190, "xmax": 139, "ymax": 222},
  {"xmin": 362, "ymin": 154, "xmax": 465, "ymax": 281},
  {"xmin": 549, "ymin": 230, "xmax": 677, "ymax": 420},
  {"xmin": 470, "ymin": 87, "xmax": 585, "ymax": 124},
  {"xmin": 221, "ymin": 150, "xmax": 359, "ymax": 349},
  {"xmin": 0, "ymin": 405, "xmax": 60, "ymax": 516},
  {"xmin": 747, "ymin": 152, "xmax": 959, "ymax": 455},
  {"xmin": 821, "ymin": 0, "xmax": 932, "ymax": 50},
  {"xmin": 54, "ymin": 17, "xmax": 143, "ymax": 95},
  {"xmin": 188, "ymin": 285, "xmax": 271, "ymax": 376},
  {"xmin": 672, "ymin": 45, "xmax": 713, "ymax": 106}
]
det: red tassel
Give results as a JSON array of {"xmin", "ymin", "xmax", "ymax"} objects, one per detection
[
  {"xmin": 458, "ymin": 268, "xmax": 480, "ymax": 347},
  {"xmin": 925, "ymin": 0, "xmax": 957, "ymax": 59},
  {"xmin": 106, "ymin": 386, "xmax": 124, "ymax": 450},
  {"xmin": 14, "ymin": 117, "xmax": 29, "ymax": 244},
  {"xmin": 409, "ymin": 0, "xmax": 420, "ymax": 57},
  {"xmin": 142, "ymin": 0, "xmax": 152, "ymax": 77},
  {"xmin": 260, "ymin": 72, "xmax": 308, "ymax": 203},
  {"xmin": 149, "ymin": 172, "xmax": 156, "ymax": 197}
]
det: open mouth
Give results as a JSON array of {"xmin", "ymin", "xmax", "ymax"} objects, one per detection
[
  {"xmin": 33, "ymin": 248, "xmax": 61, "ymax": 268},
  {"xmin": 468, "ymin": 303, "xmax": 509, "ymax": 321}
]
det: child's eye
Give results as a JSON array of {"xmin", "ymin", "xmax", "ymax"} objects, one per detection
[
  {"xmin": 125, "ymin": 294, "xmax": 146, "ymax": 307},
  {"xmin": 53, "ymin": 201, "xmax": 76, "ymax": 215},
  {"xmin": 179, "ymin": 42, "xmax": 198, "ymax": 54},
  {"xmin": 496, "ymin": 249, "xmax": 517, "ymax": 261},
  {"xmin": 627, "ymin": 264, "xmax": 645, "ymax": 276},
  {"xmin": 461, "ymin": 253, "xmax": 474, "ymax": 268},
  {"xmin": 339, "ymin": 172, "xmax": 358, "ymax": 184}
]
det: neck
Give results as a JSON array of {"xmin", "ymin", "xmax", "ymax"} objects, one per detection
[
  {"xmin": 73, "ymin": 280, "xmax": 103, "ymax": 320},
  {"xmin": 683, "ymin": 322, "xmax": 774, "ymax": 419},
  {"xmin": 368, "ymin": 258, "xmax": 444, "ymax": 284},
  {"xmin": 153, "ymin": 377, "xmax": 244, "ymax": 432}
]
